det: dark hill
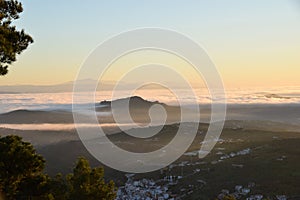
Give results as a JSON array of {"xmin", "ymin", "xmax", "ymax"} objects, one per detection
[
  {"xmin": 98, "ymin": 96, "xmax": 185, "ymax": 124},
  {"xmin": 99, "ymin": 96, "xmax": 166, "ymax": 109}
]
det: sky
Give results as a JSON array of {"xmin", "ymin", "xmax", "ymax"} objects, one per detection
[{"xmin": 0, "ymin": 0, "xmax": 299, "ymax": 88}]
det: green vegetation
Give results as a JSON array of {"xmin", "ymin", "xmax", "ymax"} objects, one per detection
[
  {"xmin": 66, "ymin": 157, "xmax": 116, "ymax": 200},
  {"xmin": 0, "ymin": 135, "xmax": 116, "ymax": 200},
  {"xmin": 0, "ymin": 135, "xmax": 45, "ymax": 199},
  {"xmin": 222, "ymin": 195, "xmax": 236, "ymax": 200},
  {"xmin": 0, "ymin": 0, "xmax": 33, "ymax": 75}
]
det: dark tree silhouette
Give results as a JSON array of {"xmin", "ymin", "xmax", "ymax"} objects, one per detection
[
  {"xmin": 0, "ymin": 135, "xmax": 116, "ymax": 200},
  {"xmin": 0, "ymin": 135, "xmax": 45, "ymax": 199},
  {"xmin": 0, "ymin": 0, "xmax": 33, "ymax": 75},
  {"xmin": 66, "ymin": 157, "xmax": 116, "ymax": 200}
]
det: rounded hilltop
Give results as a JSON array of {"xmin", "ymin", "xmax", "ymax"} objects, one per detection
[{"xmin": 99, "ymin": 96, "xmax": 163, "ymax": 108}]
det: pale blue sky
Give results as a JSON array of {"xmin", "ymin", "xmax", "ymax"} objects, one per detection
[{"xmin": 0, "ymin": 0, "xmax": 299, "ymax": 87}]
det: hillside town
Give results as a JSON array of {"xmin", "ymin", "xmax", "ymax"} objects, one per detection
[
  {"xmin": 116, "ymin": 174, "xmax": 177, "ymax": 200},
  {"xmin": 116, "ymin": 145, "xmax": 290, "ymax": 200},
  {"xmin": 216, "ymin": 182, "xmax": 287, "ymax": 200}
]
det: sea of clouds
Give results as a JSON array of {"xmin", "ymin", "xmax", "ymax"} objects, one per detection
[{"xmin": 0, "ymin": 87, "xmax": 300, "ymax": 114}]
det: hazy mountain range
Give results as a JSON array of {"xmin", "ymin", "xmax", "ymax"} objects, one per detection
[
  {"xmin": 0, "ymin": 79, "xmax": 186, "ymax": 93},
  {"xmin": 0, "ymin": 79, "xmax": 110, "ymax": 93}
]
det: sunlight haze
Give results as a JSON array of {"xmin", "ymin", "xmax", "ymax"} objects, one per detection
[{"xmin": 0, "ymin": 0, "xmax": 299, "ymax": 88}]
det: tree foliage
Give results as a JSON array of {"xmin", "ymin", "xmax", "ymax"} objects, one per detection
[
  {"xmin": 0, "ymin": 135, "xmax": 45, "ymax": 199},
  {"xmin": 222, "ymin": 195, "xmax": 236, "ymax": 200},
  {"xmin": 0, "ymin": 135, "xmax": 116, "ymax": 200},
  {"xmin": 66, "ymin": 157, "xmax": 116, "ymax": 200},
  {"xmin": 0, "ymin": 0, "xmax": 33, "ymax": 75}
]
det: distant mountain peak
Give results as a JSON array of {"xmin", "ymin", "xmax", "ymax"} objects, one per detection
[{"xmin": 99, "ymin": 96, "xmax": 162, "ymax": 107}]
